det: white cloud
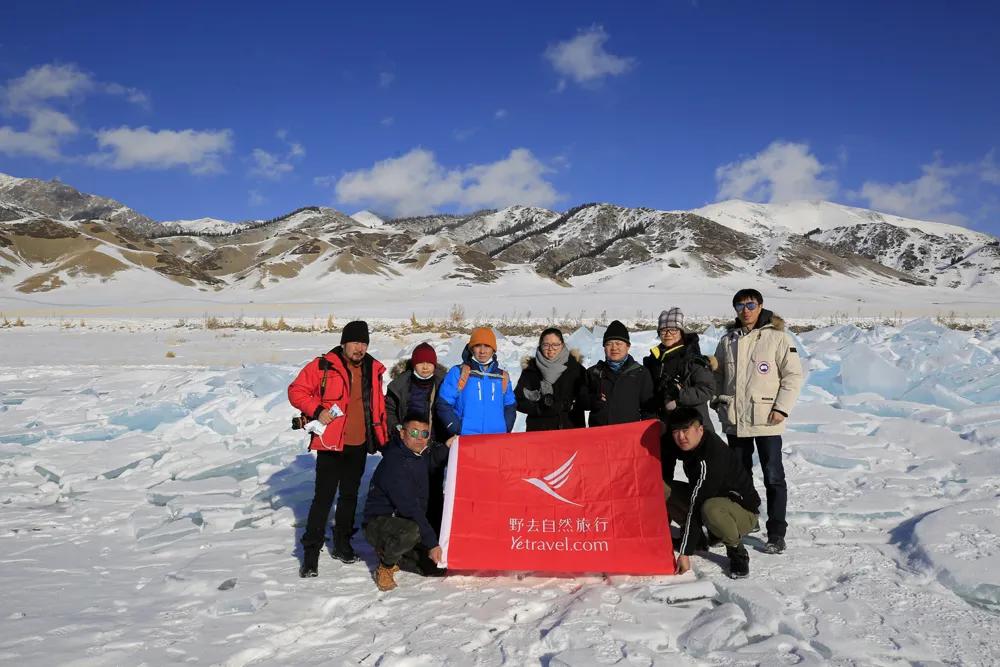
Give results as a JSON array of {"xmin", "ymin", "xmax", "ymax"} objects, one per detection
[
  {"xmin": 379, "ymin": 71, "xmax": 395, "ymax": 88},
  {"xmin": 544, "ymin": 26, "xmax": 635, "ymax": 90},
  {"xmin": 0, "ymin": 126, "xmax": 62, "ymax": 159},
  {"xmin": 852, "ymin": 151, "xmax": 1000, "ymax": 227},
  {"xmin": 495, "ymin": 109, "xmax": 508, "ymax": 120},
  {"xmin": 248, "ymin": 189, "xmax": 266, "ymax": 206},
  {"xmin": 853, "ymin": 158, "xmax": 964, "ymax": 224},
  {"xmin": 980, "ymin": 150, "xmax": 1000, "ymax": 186},
  {"xmin": 248, "ymin": 133, "xmax": 305, "ymax": 180},
  {"xmin": 28, "ymin": 108, "xmax": 78, "ymax": 136},
  {"xmin": 4, "ymin": 64, "xmax": 94, "ymax": 112},
  {"xmin": 380, "ymin": 116, "xmax": 394, "ymax": 127},
  {"xmin": 716, "ymin": 141, "xmax": 838, "ymax": 203},
  {"xmin": 333, "ymin": 147, "xmax": 562, "ymax": 216},
  {"xmin": 104, "ymin": 82, "xmax": 150, "ymax": 109},
  {"xmin": 0, "ymin": 63, "xmax": 149, "ymax": 161},
  {"xmin": 250, "ymin": 148, "xmax": 293, "ymax": 179},
  {"xmin": 91, "ymin": 126, "xmax": 233, "ymax": 173},
  {"xmin": 452, "ymin": 127, "xmax": 477, "ymax": 142}
]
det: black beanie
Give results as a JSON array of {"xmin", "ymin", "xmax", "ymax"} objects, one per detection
[
  {"xmin": 603, "ymin": 320, "xmax": 630, "ymax": 345},
  {"xmin": 340, "ymin": 320, "xmax": 370, "ymax": 345}
]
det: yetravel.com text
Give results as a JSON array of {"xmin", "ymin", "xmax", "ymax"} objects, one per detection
[{"xmin": 509, "ymin": 536, "xmax": 609, "ymax": 552}]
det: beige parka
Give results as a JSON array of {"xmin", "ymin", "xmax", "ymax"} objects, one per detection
[{"xmin": 713, "ymin": 310, "xmax": 803, "ymax": 437}]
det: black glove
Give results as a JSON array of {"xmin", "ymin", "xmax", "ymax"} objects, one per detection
[{"xmin": 661, "ymin": 381, "xmax": 680, "ymax": 402}]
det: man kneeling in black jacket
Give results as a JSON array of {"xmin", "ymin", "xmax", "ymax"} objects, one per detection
[
  {"xmin": 667, "ymin": 407, "xmax": 761, "ymax": 579},
  {"xmin": 364, "ymin": 413, "xmax": 454, "ymax": 591}
]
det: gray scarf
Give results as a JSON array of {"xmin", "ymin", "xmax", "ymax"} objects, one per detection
[{"xmin": 534, "ymin": 346, "xmax": 570, "ymax": 396}]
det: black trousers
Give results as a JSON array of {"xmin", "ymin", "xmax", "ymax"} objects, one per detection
[
  {"xmin": 301, "ymin": 445, "xmax": 368, "ymax": 551},
  {"xmin": 364, "ymin": 515, "xmax": 422, "ymax": 567},
  {"xmin": 727, "ymin": 434, "xmax": 787, "ymax": 539}
]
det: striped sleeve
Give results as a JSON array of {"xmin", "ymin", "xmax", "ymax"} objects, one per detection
[{"xmin": 679, "ymin": 460, "xmax": 707, "ymax": 556}]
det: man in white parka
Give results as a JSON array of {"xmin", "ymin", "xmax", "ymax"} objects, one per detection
[{"xmin": 713, "ymin": 288, "xmax": 803, "ymax": 555}]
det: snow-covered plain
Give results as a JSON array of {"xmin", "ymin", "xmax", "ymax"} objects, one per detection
[{"xmin": 1, "ymin": 319, "xmax": 999, "ymax": 665}]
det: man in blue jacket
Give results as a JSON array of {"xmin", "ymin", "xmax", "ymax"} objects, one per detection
[
  {"xmin": 437, "ymin": 327, "xmax": 516, "ymax": 436},
  {"xmin": 364, "ymin": 413, "xmax": 455, "ymax": 591}
]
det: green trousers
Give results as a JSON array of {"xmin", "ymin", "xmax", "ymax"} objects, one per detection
[{"xmin": 666, "ymin": 481, "xmax": 758, "ymax": 548}]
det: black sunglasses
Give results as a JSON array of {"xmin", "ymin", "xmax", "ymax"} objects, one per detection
[{"xmin": 734, "ymin": 302, "xmax": 759, "ymax": 313}]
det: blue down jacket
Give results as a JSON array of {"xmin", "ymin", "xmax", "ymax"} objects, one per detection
[{"xmin": 436, "ymin": 346, "xmax": 516, "ymax": 436}]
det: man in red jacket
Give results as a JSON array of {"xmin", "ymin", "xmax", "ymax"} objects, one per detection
[{"xmin": 288, "ymin": 320, "xmax": 388, "ymax": 577}]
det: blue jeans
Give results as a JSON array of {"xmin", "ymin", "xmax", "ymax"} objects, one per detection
[{"xmin": 727, "ymin": 435, "xmax": 786, "ymax": 539}]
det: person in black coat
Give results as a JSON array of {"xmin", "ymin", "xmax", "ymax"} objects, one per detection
[
  {"xmin": 643, "ymin": 308, "xmax": 717, "ymax": 429},
  {"xmin": 384, "ymin": 342, "xmax": 448, "ymax": 534},
  {"xmin": 580, "ymin": 320, "xmax": 656, "ymax": 427},
  {"xmin": 363, "ymin": 413, "xmax": 454, "ymax": 591},
  {"xmin": 643, "ymin": 308, "xmax": 718, "ymax": 488},
  {"xmin": 515, "ymin": 327, "xmax": 586, "ymax": 431},
  {"xmin": 667, "ymin": 407, "xmax": 761, "ymax": 579},
  {"xmin": 385, "ymin": 342, "xmax": 448, "ymax": 438}
]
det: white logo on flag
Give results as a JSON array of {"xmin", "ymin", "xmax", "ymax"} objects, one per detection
[{"xmin": 523, "ymin": 452, "xmax": 582, "ymax": 506}]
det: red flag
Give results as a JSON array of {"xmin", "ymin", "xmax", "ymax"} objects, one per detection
[{"xmin": 440, "ymin": 420, "xmax": 675, "ymax": 574}]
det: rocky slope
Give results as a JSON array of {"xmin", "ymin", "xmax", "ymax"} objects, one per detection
[{"xmin": 0, "ymin": 172, "xmax": 995, "ymax": 296}]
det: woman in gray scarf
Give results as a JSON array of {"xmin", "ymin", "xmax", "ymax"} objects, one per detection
[{"xmin": 514, "ymin": 328, "xmax": 586, "ymax": 431}]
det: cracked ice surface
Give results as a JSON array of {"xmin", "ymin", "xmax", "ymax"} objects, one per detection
[{"xmin": 0, "ymin": 323, "xmax": 998, "ymax": 665}]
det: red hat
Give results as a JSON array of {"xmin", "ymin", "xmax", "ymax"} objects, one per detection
[{"xmin": 411, "ymin": 342, "xmax": 437, "ymax": 366}]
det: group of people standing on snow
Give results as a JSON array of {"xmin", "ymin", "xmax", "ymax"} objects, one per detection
[{"xmin": 287, "ymin": 287, "xmax": 803, "ymax": 591}]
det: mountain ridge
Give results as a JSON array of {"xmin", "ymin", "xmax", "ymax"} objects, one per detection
[{"xmin": 0, "ymin": 172, "xmax": 996, "ymax": 300}]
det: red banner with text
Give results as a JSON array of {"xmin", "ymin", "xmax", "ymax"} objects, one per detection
[{"xmin": 439, "ymin": 420, "xmax": 675, "ymax": 574}]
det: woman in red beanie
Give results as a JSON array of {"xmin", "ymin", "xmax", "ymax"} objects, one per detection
[{"xmin": 385, "ymin": 341, "xmax": 450, "ymax": 538}]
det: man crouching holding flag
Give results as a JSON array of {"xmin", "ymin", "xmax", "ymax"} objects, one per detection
[
  {"xmin": 364, "ymin": 412, "xmax": 455, "ymax": 591},
  {"xmin": 667, "ymin": 407, "xmax": 761, "ymax": 579}
]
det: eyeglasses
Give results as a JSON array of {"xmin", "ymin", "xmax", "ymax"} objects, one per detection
[
  {"xmin": 734, "ymin": 302, "xmax": 759, "ymax": 313},
  {"xmin": 405, "ymin": 428, "xmax": 430, "ymax": 439},
  {"xmin": 540, "ymin": 343, "xmax": 563, "ymax": 350},
  {"xmin": 658, "ymin": 328, "xmax": 681, "ymax": 335}
]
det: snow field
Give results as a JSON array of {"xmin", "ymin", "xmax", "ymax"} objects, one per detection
[{"xmin": 0, "ymin": 319, "xmax": 998, "ymax": 664}]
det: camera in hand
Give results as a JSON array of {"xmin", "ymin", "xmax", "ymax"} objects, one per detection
[{"xmin": 291, "ymin": 414, "xmax": 306, "ymax": 430}]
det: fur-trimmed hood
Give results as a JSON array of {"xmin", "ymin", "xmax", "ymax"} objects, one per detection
[
  {"xmin": 389, "ymin": 358, "xmax": 449, "ymax": 380},
  {"xmin": 521, "ymin": 348, "xmax": 583, "ymax": 370},
  {"xmin": 726, "ymin": 309, "xmax": 785, "ymax": 332}
]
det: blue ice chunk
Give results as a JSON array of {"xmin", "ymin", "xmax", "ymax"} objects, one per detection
[
  {"xmin": 66, "ymin": 425, "xmax": 127, "ymax": 442},
  {"xmin": 238, "ymin": 365, "xmax": 290, "ymax": 398},
  {"xmin": 110, "ymin": 404, "xmax": 189, "ymax": 431},
  {"xmin": 194, "ymin": 410, "xmax": 237, "ymax": 435},
  {"xmin": 840, "ymin": 345, "xmax": 908, "ymax": 399},
  {"xmin": 0, "ymin": 432, "xmax": 45, "ymax": 446}
]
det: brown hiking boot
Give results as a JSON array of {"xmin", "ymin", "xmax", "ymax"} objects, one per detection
[{"xmin": 374, "ymin": 563, "xmax": 400, "ymax": 592}]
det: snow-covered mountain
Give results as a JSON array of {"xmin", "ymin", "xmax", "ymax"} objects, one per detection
[
  {"xmin": 159, "ymin": 218, "xmax": 248, "ymax": 236},
  {"xmin": 350, "ymin": 210, "xmax": 385, "ymax": 228},
  {"xmin": 0, "ymin": 172, "xmax": 997, "ymax": 308},
  {"xmin": 694, "ymin": 200, "xmax": 1000, "ymax": 289},
  {"xmin": 0, "ymin": 172, "xmax": 157, "ymax": 234}
]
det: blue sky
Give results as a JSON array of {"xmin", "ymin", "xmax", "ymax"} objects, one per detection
[{"xmin": 2, "ymin": 0, "xmax": 999, "ymax": 234}]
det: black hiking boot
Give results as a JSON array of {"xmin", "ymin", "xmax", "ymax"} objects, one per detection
[
  {"xmin": 763, "ymin": 536, "xmax": 786, "ymax": 554},
  {"xmin": 299, "ymin": 549, "xmax": 319, "ymax": 578},
  {"xmin": 331, "ymin": 540, "xmax": 359, "ymax": 564},
  {"xmin": 726, "ymin": 544, "xmax": 750, "ymax": 579}
]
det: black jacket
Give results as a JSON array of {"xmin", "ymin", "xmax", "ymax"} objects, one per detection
[
  {"xmin": 385, "ymin": 360, "xmax": 448, "ymax": 440},
  {"xmin": 515, "ymin": 351, "xmax": 586, "ymax": 431},
  {"xmin": 672, "ymin": 430, "xmax": 761, "ymax": 556},
  {"xmin": 642, "ymin": 333, "xmax": 716, "ymax": 431},
  {"xmin": 364, "ymin": 434, "xmax": 450, "ymax": 549},
  {"xmin": 580, "ymin": 356, "xmax": 656, "ymax": 427}
]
